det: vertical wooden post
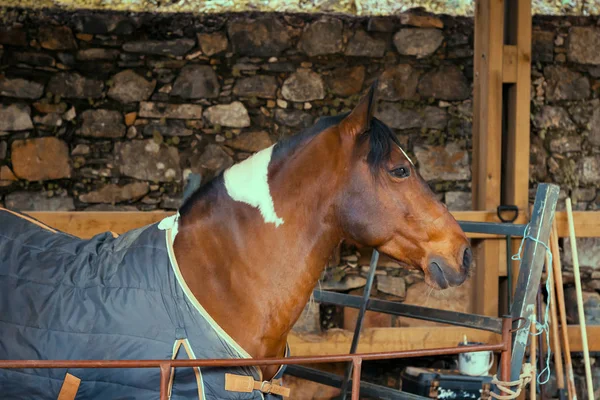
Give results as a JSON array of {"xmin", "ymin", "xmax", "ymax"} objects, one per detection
[
  {"xmin": 473, "ymin": 0, "xmax": 505, "ymax": 316},
  {"xmin": 504, "ymin": 0, "xmax": 533, "ymax": 302},
  {"xmin": 473, "ymin": 0, "xmax": 532, "ymax": 317}
]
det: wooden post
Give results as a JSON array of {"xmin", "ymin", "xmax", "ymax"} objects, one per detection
[
  {"xmin": 566, "ymin": 198, "xmax": 595, "ymax": 400},
  {"xmin": 504, "ymin": 0, "xmax": 532, "ymax": 301},
  {"xmin": 473, "ymin": 0, "xmax": 505, "ymax": 317},
  {"xmin": 550, "ymin": 224, "xmax": 577, "ymax": 400},
  {"xmin": 473, "ymin": 0, "xmax": 532, "ymax": 317},
  {"xmin": 547, "ymin": 253, "xmax": 566, "ymax": 395}
]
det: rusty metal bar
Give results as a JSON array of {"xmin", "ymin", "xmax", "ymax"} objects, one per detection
[
  {"xmin": 159, "ymin": 363, "xmax": 170, "ymax": 400},
  {"xmin": 351, "ymin": 357, "xmax": 362, "ymax": 400},
  {"xmin": 501, "ymin": 316, "xmax": 512, "ymax": 382},
  {"xmin": 0, "ymin": 343, "xmax": 507, "ymax": 370},
  {"xmin": 0, "ymin": 319, "xmax": 514, "ymax": 399}
]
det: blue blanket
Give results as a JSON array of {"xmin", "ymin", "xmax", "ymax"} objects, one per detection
[{"xmin": 0, "ymin": 208, "xmax": 287, "ymax": 399}]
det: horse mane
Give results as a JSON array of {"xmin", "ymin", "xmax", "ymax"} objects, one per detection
[
  {"xmin": 179, "ymin": 112, "xmax": 401, "ymax": 215},
  {"xmin": 270, "ymin": 113, "xmax": 347, "ymax": 163},
  {"xmin": 272, "ymin": 112, "xmax": 403, "ymax": 177}
]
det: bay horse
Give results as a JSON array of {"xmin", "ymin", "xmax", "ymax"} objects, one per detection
[{"xmin": 0, "ymin": 83, "xmax": 472, "ymax": 399}]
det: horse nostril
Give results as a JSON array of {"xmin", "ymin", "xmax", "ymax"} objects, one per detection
[
  {"xmin": 462, "ymin": 247, "xmax": 473, "ymax": 270},
  {"xmin": 429, "ymin": 261, "xmax": 449, "ymax": 289}
]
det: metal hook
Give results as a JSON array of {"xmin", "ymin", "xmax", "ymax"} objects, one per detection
[{"xmin": 510, "ymin": 317, "xmax": 527, "ymax": 333}]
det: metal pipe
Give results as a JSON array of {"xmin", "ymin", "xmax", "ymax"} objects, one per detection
[
  {"xmin": 351, "ymin": 357, "xmax": 362, "ymax": 400},
  {"xmin": 491, "ymin": 317, "xmax": 512, "ymax": 400},
  {"xmin": 159, "ymin": 363, "xmax": 170, "ymax": 400},
  {"xmin": 0, "ymin": 343, "xmax": 506, "ymax": 370},
  {"xmin": 340, "ymin": 249, "xmax": 379, "ymax": 399}
]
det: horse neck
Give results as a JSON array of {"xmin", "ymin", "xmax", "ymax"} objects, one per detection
[{"xmin": 174, "ymin": 130, "xmax": 345, "ymax": 372}]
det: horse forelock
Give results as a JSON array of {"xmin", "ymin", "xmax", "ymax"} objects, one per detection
[{"xmin": 358, "ymin": 117, "xmax": 413, "ymax": 177}]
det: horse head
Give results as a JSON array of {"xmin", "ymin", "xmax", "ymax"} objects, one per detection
[{"xmin": 331, "ymin": 82, "xmax": 472, "ymax": 290}]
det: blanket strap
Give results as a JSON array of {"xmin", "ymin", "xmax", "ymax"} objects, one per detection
[
  {"xmin": 225, "ymin": 373, "xmax": 291, "ymax": 398},
  {"xmin": 168, "ymin": 339, "xmax": 203, "ymax": 400},
  {"xmin": 57, "ymin": 373, "xmax": 80, "ymax": 400}
]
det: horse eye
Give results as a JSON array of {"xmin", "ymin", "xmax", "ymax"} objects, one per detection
[{"xmin": 391, "ymin": 167, "xmax": 410, "ymax": 178}]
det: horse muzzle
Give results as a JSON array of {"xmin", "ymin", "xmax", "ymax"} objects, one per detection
[{"xmin": 428, "ymin": 246, "xmax": 472, "ymax": 289}]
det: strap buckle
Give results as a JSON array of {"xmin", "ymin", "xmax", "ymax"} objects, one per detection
[
  {"xmin": 225, "ymin": 373, "xmax": 291, "ymax": 397},
  {"xmin": 259, "ymin": 381, "xmax": 273, "ymax": 395}
]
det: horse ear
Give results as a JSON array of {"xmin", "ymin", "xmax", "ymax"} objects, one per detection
[{"xmin": 339, "ymin": 79, "xmax": 378, "ymax": 138}]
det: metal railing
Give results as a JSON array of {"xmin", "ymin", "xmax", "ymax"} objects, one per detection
[{"xmin": 0, "ymin": 318, "xmax": 512, "ymax": 400}]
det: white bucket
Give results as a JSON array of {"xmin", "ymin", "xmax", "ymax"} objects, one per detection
[{"xmin": 457, "ymin": 341, "xmax": 494, "ymax": 376}]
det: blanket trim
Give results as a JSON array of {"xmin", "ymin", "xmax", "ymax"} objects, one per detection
[
  {"xmin": 0, "ymin": 207, "xmax": 57, "ymax": 233},
  {"xmin": 169, "ymin": 339, "xmax": 205, "ymax": 400}
]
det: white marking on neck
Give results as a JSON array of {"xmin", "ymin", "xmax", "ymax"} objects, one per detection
[
  {"xmin": 223, "ymin": 144, "xmax": 284, "ymax": 227},
  {"xmin": 397, "ymin": 145, "xmax": 414, "ymax": 165}
]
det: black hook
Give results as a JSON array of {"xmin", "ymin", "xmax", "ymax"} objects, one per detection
[{"xmin": 497, "ymin": 205, "xmax": 519, "ymax": 223}]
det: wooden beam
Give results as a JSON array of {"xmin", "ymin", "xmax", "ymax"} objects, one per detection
[
  {"xmin": 26, "ymin": 211, "xmax": 170, "ymax": 238},
  {"xmin": 288, "ymin": 325, "xmax": 600, "ymax": 358},
  {"xmin": 554, "ymin": 211, "xmax": 600, "ymax": 238},
  {"xmin": 545, "ymin": 326, "xmax": 600, "ymax": 354},
  {"xmin": 473, "ymin": 0, "xmax": 505, "ymax": 317},
  {"xmin": 288, "ymin": 327, "xmax": 502, "ymax": 356},
  {"xmin": 21, "ymin": 210, "xmax": 600, "ymax": 239},
  {"xmin": 502, "ymin": 45, "xmax": 518, "ymax": 83},
  {"xmin": 23, "ymin": 210, "xmax": 531, "ymax": 239}
]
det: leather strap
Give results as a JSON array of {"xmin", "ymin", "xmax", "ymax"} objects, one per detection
[
  {"xmin": 57, "ymin": 373, "xmax": 80, "ymax": 400},
  {"xmin": 225, "ymin": 373, "xmax": 291, "ymax": 398}
]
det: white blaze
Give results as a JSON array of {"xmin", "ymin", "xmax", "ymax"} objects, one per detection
[
  {"xmin": 223, "ymin": 144, "xmax": 284, "ymax": 227},
  {"xmin": 398, "ymin": 145, "xmax": 413, "ymax": 165}
]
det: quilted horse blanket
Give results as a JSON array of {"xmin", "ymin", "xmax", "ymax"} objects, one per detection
[{"xmin": 0, "ymin": 208, "xmax": 288, "ymax": 400}]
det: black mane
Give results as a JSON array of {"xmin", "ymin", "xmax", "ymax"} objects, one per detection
[
  {"xmin": 359, "ymin": 117, "xmax": 404, "ymax": 176},
  {"xmin": 179, "ymin": 113, "xmax": 402, "ymax": 214},
  {"xmin": 270, "ymin": 113, "xmax": 347, "ymax": 163},
  {"xmin": 272, "ymin": 112, "xmax": 403, "ymax": 176}
]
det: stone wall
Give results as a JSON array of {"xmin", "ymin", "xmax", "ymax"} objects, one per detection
[
  {"xmin": 0, "ymin": 9, "xmax": 476, "ymax": 214},
  {"xmin": 531, "ymin": 16, "xmax": 600, "ymax": 336}
]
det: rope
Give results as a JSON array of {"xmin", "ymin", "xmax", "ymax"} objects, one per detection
[
  {"xmin": 510, "ymin": 223, "xmax": 553, "ymax": 385},
  {"xmin": 490, "ymin": 363, "xmax": 534, "ymax": 399}
]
